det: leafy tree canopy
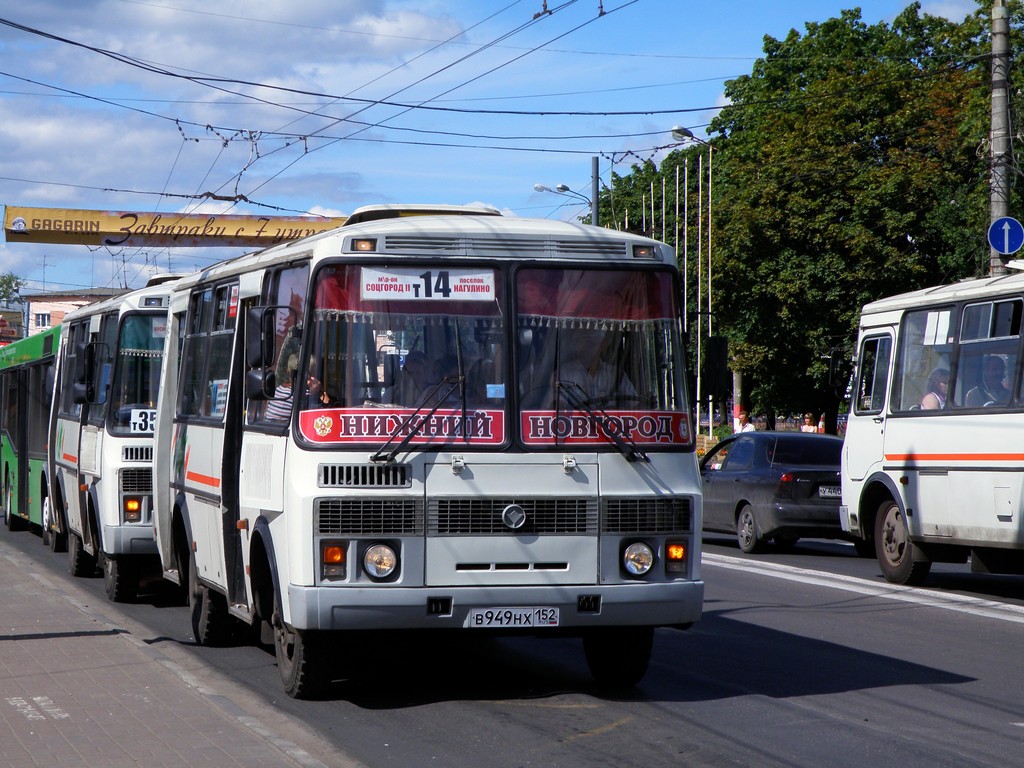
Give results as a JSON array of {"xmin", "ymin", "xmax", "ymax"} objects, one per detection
[{"xmin": 600, "ymin": 1, "xmax": 1023, "ymax": 420}]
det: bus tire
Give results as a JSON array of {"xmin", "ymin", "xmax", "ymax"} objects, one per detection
[
  {"xmin": 68, "ymin": 533, "xmax": 97, "ymax": 577},
  {"xmin": 4, "ymin": 481, "xmax": 25, "ymax": 532},
  {"xmin": 875, "ymin": 499, "xmax": 931, "ymax": 585},
  {"xmin": 274, "ymin": 590, "xmax": 326, "ymax": 699},
  {"xmin": 188, "ymin": 549, "xmax": 232, "ymax": 646},
  {"xmin": 103, "ymin": 554, "xmax": 139, "ymax": 603},
  {"xmin": 40, "ymin": 494, "xmax": 51, "ymax": 548},
  {"xmin": 583, "ymin": 626, "xmax": 654, "ymax": 689},
  {"xmin": 735, "ymin": 504, "xmax": 767, "ymax": 554}
]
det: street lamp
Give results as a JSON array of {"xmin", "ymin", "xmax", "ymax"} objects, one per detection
[
  {"xmin": 534, "ymin": 183, "xmax": 592, "ymax": 216},
  {"xmin": 670, "ymin": 126, "xmax": 715, "ymax": 436}
]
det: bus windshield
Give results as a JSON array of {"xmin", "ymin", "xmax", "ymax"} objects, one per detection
[
  {"xmin": 299, "ymin": 264, "xmax": 506, "ymax": 446},
  {"xmin": 109, "ymin": 313, "xmax": 166, "ymax": 435},
  {"xmin": 516, "ymin": 267, "xmax": 691, "ymax": 448}
]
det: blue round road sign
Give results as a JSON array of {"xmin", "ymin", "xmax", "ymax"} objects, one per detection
[{"xmin": 988, "ymin": 216, "xmax": 1024, "ymax": 255}]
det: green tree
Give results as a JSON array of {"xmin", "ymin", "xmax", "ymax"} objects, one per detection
[
  {"xmin": 0, "ymin": 272, "xmax": 25, "ymax": 304},
  {"xmin": 604, "ymin": 2, "xmax": 1024, "ymax": 426}
]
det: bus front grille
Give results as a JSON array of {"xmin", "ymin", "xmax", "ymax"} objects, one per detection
[
  {"xmin": 122, "ymin": 445, "xmax": 153, "ymax": 463},
  {"xmin": 602, "ymin": 497, "xmax": 692, "ymax": 533},
  {"xmin": 315, "ymin": 498, "xmax": 424, "ymax": 535},
  {"xmin": 428, "ymin": 498, "xmax": 598, "ymax": 535},
  {"xmin": 318, "ymin": 464, "xmax": 411, "ymax": 488},
  {"xmin": 121, "ymin": 468, "xmax": 153, "ymax": 494}
]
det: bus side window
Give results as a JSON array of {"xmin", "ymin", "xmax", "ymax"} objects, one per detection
[{"xmin": 854, "ymin": 335, "xmax": 892, "ymax": 414}]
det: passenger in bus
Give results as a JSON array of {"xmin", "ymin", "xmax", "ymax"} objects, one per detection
[
  {"xmin": 558, "ymin": 328, "xmax": 637, "ymax": 404},
  {"xmin": 265, "ymin": 351, "xmax": 299, "ymax": 421},
  {"xmin": 920, "ymin": 368, "xmax": 949, "ymax": 409},
  {"xmin": 965, "ymin": 355, "xmax": 1011, "ymax": 407}
]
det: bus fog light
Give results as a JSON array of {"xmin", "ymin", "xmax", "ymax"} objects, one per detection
[
  {"xmin": 666, "ymin": 541, "xmax": 687, "ymax": 573},
  {"xmin": 321, "ymin": 542, "xmax": 346, "ymax": 578},
  {"xmin": 363, "ymin": 544, "xmax": 397, "ymax": 579},
  {"xmin": 623, "ymin": 542, "xmax": 654, "ymax": 576},
  {"xmin": 123, "ymin": 498, "xmax": 142, "ymax": 523}
]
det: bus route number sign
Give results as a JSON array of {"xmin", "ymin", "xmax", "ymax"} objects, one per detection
[
  {"xmin": 130, "ymin": 409, "xmax": 157, "ymax": 434},
  {"xmin": 360, "ymin": 267, "xmax": 495, "ymax": 302}
]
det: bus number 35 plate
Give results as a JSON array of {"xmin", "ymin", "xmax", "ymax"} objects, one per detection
[{"xmin": 467, "ymin": 607, "xmax": 559, "ymax": 628}]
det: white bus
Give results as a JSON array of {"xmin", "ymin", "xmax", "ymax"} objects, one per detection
[
  {"xmin": 153, "ymin": 204, "xmax": 704, "ymax": 698},
  {"xmin": 48, "ymin": 276, "xmax": 177, "ymax": 601},
  {"xmin": 841, "ymin": 271, "xmax": 1024, "ymax": 585}
]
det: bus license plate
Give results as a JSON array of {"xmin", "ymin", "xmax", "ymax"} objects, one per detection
[
  {"xmin": 467, "ymin": 607, "xmax": 559, "ymax": 628},
  {"xmin": 819, "ymin": 486, "xmax": 841, "ymax": 498}
]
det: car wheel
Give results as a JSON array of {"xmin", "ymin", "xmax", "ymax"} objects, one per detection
[
  {"xmin": 875, "ymin": 499, "xmax": 931, "ymax": 585},
  {"xmin": 68, "ymin": 532, "xmax": 97, "ymax": 577},
  {"xmin": 735, "ymin": 505, "xmax": 766, "ymax": 554}
]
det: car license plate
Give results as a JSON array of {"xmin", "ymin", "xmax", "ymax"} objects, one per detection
[
  {"xmin": 466, "ymin": 607, "xmax": 559, "ymax": 628},
  {"xmin": 818, "ymin": 486, "xmax": 841, "ymax": 498}
]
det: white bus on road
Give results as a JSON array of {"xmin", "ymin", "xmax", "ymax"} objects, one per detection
[
  {"xmin": 841, "ymin": 271, "xmax": 1024, "ymax": 584},
  {"xmin": 48, "ymin": 276, "xmax": 178, "ymax": 601},
  {"xmin": 153, "ymin": 204, "xmax": 705, "ymax": 698}
]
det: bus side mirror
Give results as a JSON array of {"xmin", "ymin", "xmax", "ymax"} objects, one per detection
[
  {"xmin": 73, "ymin": 341, "xmax": 108, "ymax": 404},
  {"xmin": 246, "ymin": 307, "xmax": 276, "ymax": 369},
  {"xmin": 246, "ymin": 369, "xmax": 276, "ymax": 401}
]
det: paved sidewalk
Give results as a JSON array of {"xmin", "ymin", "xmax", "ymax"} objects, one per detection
[{"xmin": 0, "ymin": 537, "xmax": 342, "ymax": 768}]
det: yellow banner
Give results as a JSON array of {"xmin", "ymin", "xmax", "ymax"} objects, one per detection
[{"xmin": 3, "ymin": 206, "xmax": 348, "ymax": 247}]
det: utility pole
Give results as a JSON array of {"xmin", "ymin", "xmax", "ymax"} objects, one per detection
[
  {"xmin": 990, "ymin": 0, "xmax": 1010, "ymax": 275},
  {"xmin": 591, "ymin": 156, "xmax": 600, "ymax": 227}
]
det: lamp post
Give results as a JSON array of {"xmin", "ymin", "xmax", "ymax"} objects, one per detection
[
  {"xmin": 534, "ymin": 183, "xmax": 593, "ymax": 218},
  {"xmin": 671, "ymin": 126, "xmax": 715, "ymax": 436}
]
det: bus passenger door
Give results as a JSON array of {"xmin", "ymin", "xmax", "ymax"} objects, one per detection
[{"xmin": 844, "ymin": 333, "xmax": 893, "ymax": 482}]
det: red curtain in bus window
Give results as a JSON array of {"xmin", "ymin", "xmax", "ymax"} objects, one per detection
[{"xmin": 516, "ymin": 268, "xmax": 676, "ymax": 321}]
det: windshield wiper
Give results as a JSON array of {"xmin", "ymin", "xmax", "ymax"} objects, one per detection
[
  {"xmin": 556, "ymin": 380, "xmax": 650, "ymax": 463},
  {"xmin": 369, "ymin": 375, "xmax": 464, "ymax": 463}
]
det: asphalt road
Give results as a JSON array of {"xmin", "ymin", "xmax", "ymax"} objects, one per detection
[{"xmin": 5, "ymin": 527, "xmax": 1023, "ymax": 768}]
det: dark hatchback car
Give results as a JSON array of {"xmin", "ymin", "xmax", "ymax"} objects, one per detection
[{"xmin": 700, "ymin": 431, "xmax": 844, "ymax": 553}]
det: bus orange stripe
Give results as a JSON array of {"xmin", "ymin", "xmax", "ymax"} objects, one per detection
[
  {"xmin": 886, "ymin": 453, "xmax": 1024, "ymax": 462},
  {"xmin": 185, "ymin": 470, "xmax": 221, "ymax": 489},
  {"xmin": 62, "ymin": 452, "xmax": 77, "ymax": 463}
]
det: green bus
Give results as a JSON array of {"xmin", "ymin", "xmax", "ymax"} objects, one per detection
[{"xmin": 1, "ymin": 325, "xmax": 60, "ymax": 538}]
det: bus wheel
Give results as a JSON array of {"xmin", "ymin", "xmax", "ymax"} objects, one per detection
[
  {"xmin": 274, "ymin": 591, "xmax": 326, "ymax": 699},
  {"xmin": 188, "ymin": 550, "xmax": 232, "ymax": 646},
  {"xmin": 40, "ymin": 495, "xmax": 51, "ymax": 548},
  {"xmin": 583, "ymin": 626, "xmax": 654, "ymax": 689},
  {"xmin": 103, "ymin": 554, "xmax": 139, "ymax": 603},
  {"xmin": 875, "ymin": 500, "xmax": 931, "ymax": 586},
  {"xmin": 4, "ymin": 483, "xmax": 25, "ymax": 532},
  {"xmin": 68, "ymin": 533, "xmax": 97, "ymax": 577},
  {"xmin": 735, "ymin": 505, "xmax": 767, "ymax": 554}
]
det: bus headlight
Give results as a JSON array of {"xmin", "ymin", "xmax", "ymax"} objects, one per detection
[
  {"xmin": 363, "ymin": 544, "xmax": 398, "ymax": 579},
  {"xmin": 622, "ymin": 542, "xmax": 654, "ymax": 576}
]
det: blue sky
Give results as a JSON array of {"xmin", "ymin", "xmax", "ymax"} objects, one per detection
[{"xmin": 0, "ymin": 0, "xmax": 979, "ymax": 292}]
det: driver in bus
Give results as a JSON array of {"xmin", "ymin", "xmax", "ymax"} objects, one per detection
[
  {"xmin": 965, "ymin": 355, "xmax": 1011, "ymax": 407},
  {"xmin": 558, "ymin": 328, "xmax": 637, "ymax": 404}
]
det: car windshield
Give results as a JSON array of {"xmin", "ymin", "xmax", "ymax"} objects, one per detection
[{"xmin": 770, "ymin": 436, "xmax": 842, "ymax": 466}]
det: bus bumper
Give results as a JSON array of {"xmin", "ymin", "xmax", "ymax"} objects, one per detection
[
  {"xmin": 103, "ymin": 524, "xmax": 158, "ymax": 556},
  {"xmin": 286, "ymin": 580, "xmax": 704, "ymax": 632}
]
